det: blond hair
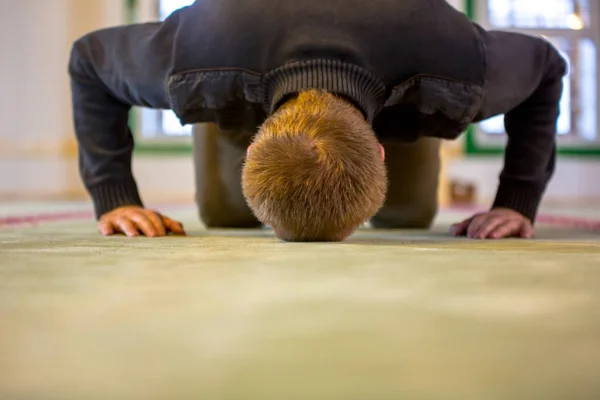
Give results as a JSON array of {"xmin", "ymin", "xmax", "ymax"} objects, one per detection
[{"xmin": 242, "ymin": 90, "xmax": 387, "ymax": 241}]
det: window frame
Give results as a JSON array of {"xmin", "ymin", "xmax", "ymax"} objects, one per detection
[
  {"xmin": 465, "ymin": 0, "xmax": 600, "ymax": 157},
  {"xmin": 127, "ymin": 0, "xmax": 193, "ymax": 156}
]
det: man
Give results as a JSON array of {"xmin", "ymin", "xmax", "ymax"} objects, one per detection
[{"xmin": 69, "ymin": 0, "xmax": 566, "ymax": 242}]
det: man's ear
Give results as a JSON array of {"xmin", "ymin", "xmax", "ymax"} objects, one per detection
[{"xmin": 379, "ymin": 144, "xmax": 385, "ymax": 161}]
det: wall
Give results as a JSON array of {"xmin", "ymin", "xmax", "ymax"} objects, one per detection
[
  {"xmin": 0, "ymin": 0, "xmax": 125, "ymax": 201},
  {"xmin": 448, "ymin": 157, "xmax": 600, "ymax": 205},
  {"xmin": 0, "ymin": 0, "xmax": 193, "ymax": 204}
]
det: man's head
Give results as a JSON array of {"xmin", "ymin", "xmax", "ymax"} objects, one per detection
[{"xmin": 242, "ymin": 90, "xmax": 387, "ymax": 242}]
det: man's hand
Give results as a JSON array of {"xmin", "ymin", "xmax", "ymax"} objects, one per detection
[
  {"xmin": 98, "ymin": 206, "xmax": 186, "ymax": 237},
  {"xmin": 450, "ymin": 208, "xmax": 533, "ymax": 239}
]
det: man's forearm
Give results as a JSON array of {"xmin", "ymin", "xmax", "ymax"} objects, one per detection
[
  {"xmin": 474, "ymin": 29, "xmax": 567, "ymax": 222},
  {"xmin": 69, "ymin": 41, "xmax": 144, "ymax": 219},
  {"xmin": 68, "ymin": 23, "xmax": 174, "ymax": 218},
  {"xmin": 494, "ymin": 39, "xmax": 566, "ymax": 222}
]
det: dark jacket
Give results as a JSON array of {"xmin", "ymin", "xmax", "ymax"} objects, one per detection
[{"xmin": 68, "ymin": 0, "xmax": 567, "ymax": 221}]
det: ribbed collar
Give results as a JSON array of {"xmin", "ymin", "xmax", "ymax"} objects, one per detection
[{"xmin": 263, "ymin": 59, "xmax": 386, "ymax": 123}]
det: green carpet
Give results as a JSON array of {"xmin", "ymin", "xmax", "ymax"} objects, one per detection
[{"xmin": 1, "ymin": 205, "xmax": 599, "ymax": 399}]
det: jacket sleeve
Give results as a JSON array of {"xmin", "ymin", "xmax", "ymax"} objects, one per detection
[
  {"xmin": 68, "ymin": 22, "xmax": 175, "ymax": 219},
  {"xmin": 474, "ymin": 30, "xmax": 568, "ymax": 222}
]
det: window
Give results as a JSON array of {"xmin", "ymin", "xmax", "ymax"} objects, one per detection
[
  {"xmin": 473, "ymin": 0, "xmax": 598, "ymax": 146},
  {"xmin": 159, "ymin": 0, "xmax": 194, "ymax": 19},
  {"xmin": 487, "ymin": 0, "xmax": 589, "ymax": 29},
  {"xmin": 136, "ymin": 0, "xmax": 195, "ymax": 140},
  {"xmin": 480, "ymin": 37, "xmax": 597, "ymax": 141}
]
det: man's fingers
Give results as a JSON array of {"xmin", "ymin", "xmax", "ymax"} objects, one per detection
[
  {"xmin": 520, "ymin": 222, "xmax": 534, "ymax": 238},
  {"xmin": 489, "ymin": 219, "xmax": 522, "ymax": 239},
  {"xmin": 467, "ymin": 215, "xmax": 490, "ymax": 238},
  {"xmin": 97, "ymin": 206, "xmax": 185, "ymax": 238},
  {"xmin": 450, "ymin": 219, "xmax": 471, "ymax": 236},
  {"xmin": 472, "ymin": 216, "xmax": 505, "ymax": 239},
  {"xmin": 163, "ymin": 217, "xmax": 186, "ymax": 235},
  {"xmin": 145, "ymin": 211, "xmax": 167, "ymax": 236},
  {"xmin": 130, "ymin": 213, "xmax": 159, "ymax": 237},
  {"xmin": 450, "ymin": 208, "xmax": 533, "ymax": 240},
  {"xmin": 98, "ymin": 220, "xmax": 115, "ymax": 236},
  {"xmin": 114, "ymin": 217, "xmax": 140, "ymax": 237}
]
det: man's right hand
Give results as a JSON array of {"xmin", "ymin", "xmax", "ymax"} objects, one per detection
[{"xmin": 98, "ymin": 206, "xmax": 186, "ymax": 237}]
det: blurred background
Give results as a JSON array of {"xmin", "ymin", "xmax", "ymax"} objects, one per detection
[{"xmin": 0, "ymin": 0, "xmax": 598, "ymax": 209}]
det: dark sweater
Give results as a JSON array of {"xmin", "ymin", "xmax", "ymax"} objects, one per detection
[{"xmin": 68, "ymin": 0, "xmax": 567, "ymax": 222}]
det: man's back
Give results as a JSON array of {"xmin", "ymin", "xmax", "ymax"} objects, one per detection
[{"xmin": 171, "ymin": 0, "xmax": 484, "ymax": 85}]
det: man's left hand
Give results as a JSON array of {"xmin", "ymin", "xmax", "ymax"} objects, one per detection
[{"xmin": 450, "ymin": 208, "xmax": 534, "ymax": 239}]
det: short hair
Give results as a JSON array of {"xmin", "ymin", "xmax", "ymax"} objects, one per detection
[{"xmin": 242, "ymin": 90, "xmax": 387, "ymax": 241}]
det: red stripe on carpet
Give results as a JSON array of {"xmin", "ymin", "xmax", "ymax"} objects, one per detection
[
  {"xmin": 0, "ymin": 204, "xmax": 187, "ymax": 229},
  {"xmin": 0, "ymin": 211, "xmax": 93, "ymax": 227},
  {"xmin": 1, "ymin": 206, "xmax": 599, "ymax": 231},
  {"xmin": 447, "ymin": 205, "xmax": 600, "ymax": 232},
  {"xmin": 536, "ymin": 215, "xmax": 600, "ymax": 231}
]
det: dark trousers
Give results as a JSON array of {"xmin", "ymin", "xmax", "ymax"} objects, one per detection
[{"xmin": 192, "ymin": 123, "xmax": 440, "ymax": 229}]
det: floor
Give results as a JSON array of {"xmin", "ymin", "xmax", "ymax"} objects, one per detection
[{"xmin": 1, "ymin": 202, "xmax": 600, "ymax": 399}]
